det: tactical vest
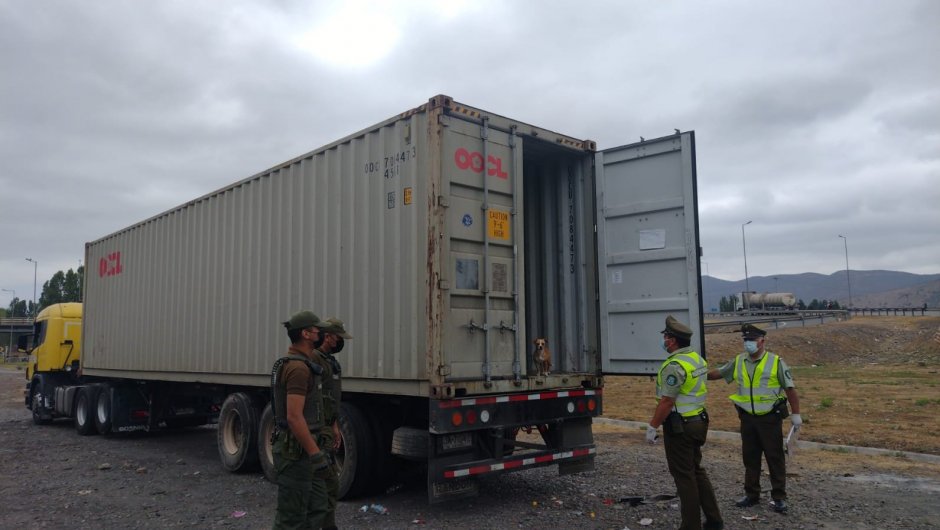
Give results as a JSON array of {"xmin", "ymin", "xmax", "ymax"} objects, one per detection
[
  {"xmin": 656, "ymin": 349, "xmax": 708, "ymax": 417},
  {"xmin": 271, "ymin": 354, "xmax": 324, "ymax": 432},
  {"xmin": 729, "ymin": 351, "xmax": 783, "ymax": 415},
  {"xmin": 317, "ymin": 351, "xmax": 342, "ymax": 423}
]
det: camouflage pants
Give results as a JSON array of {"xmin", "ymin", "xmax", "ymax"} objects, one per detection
[{"xmin": 272, "ymin": 451, "xmax": 329, "ymax": 530}]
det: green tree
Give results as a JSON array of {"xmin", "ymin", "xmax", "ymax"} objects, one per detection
[
  {"xmin": 797, "ymin": 299, "xmax": 806, "ymax": 310},
  {"xmin": 719, "ymin": 296, "xmax": 729, "ymax": 312},
  {"xmin": 37, "ymin": 266, "xmax": 84, "ymax": 313},
  {"xmin": 5, "ymin": 298, "xmax": 29, "ymax": 317}
]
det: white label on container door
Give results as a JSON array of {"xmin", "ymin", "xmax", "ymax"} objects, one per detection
[
  {"xmin": 639, "ymin": 229, "xmax": 666, "ymax": 250},
  {"xmin": 612, "ymin": 270, "xmax": 623, "ymax": 284}
]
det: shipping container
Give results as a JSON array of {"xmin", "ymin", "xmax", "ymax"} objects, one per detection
[{"xmin": 28, "ymin": 95, "xmax": 703, "ymax": 502}]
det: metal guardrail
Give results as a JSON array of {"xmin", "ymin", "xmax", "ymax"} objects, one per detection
[
  {"xmin": 703, "ymin": 310, "xmax": 850, "ymax": 333},
  {"xmin": 0, "ymin": 318, "xmax": 33, "ymax": 326}
]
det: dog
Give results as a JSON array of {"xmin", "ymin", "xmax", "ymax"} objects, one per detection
[{"xmin": 533, "ymin": 338, "xmax": 552, "ymax": 376}]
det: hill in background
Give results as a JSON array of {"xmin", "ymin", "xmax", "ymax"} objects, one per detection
[{"xmin": 702, "ymin": 270, "xmax": 940, "ymax": 311}]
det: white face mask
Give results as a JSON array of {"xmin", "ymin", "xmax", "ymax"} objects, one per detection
[
  {"xmin": 661, "ymin": 339, "xmax": 669, "ymax": 352},
  {"xmin": 744, "ymin": 340, "xmax": 759, "ymax": 354}
]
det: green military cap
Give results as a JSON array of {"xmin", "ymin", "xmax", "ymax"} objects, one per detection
[
  {"xmin": 661, "ymin": 315, "xmax": 693, "ymax": 340},
  {"xmin": 282, "ymin": 310, "xmax": 322, "ymax": 331},
  {"xmin": 320, "ymin": 317, "xmax": 353, "ymax": 339},
  {"xmin": 740, "ymin": 323, "xmax": 767, "ymax": 338}
]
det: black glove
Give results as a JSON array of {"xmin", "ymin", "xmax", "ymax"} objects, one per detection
[{"xmin": 309, "ymin": 450, "xmax": 329, "ymax": 471}]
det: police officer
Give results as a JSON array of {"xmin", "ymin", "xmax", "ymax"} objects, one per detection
[
  {"xmin": 647, "ymin": 315, "xmax": 723, "ymax": 530},
  {"xmin": 707, "ymin": 324, "xmax": 802, "ymax": 513},
  {"xmin": 271, "ymin": 310, "xmax": 330, "ymax": 529},
  {"xmin": 311, "ymin": 317, "xmax": 353, "ymax": 530}
]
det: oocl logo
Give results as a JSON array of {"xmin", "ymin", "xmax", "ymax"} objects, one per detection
[{"xmin": 454, "ymin": 148, "xmax": 508, "ymax": 179}]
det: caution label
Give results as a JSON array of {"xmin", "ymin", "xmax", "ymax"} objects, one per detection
[{"xmin": 487, "ymin": 209, "xmax": 511, "ymax": 241}]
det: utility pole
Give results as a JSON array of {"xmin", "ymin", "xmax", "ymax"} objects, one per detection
[
  {"xmin": 741, "ymin": 221, "xmax": 753, "ymax": 311},
  {"xmin": 838, "ymin": 235, "xmax": 852, "ymax": 307}
]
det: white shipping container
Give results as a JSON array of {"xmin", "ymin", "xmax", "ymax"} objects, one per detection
[{"xmin": 83, "ymin": 95, "xmax": 703, "ymax": 397}]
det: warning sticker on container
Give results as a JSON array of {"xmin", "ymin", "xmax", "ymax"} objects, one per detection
[{"xmin": 487, "ymin": 209, "xmax": 510, "ymax": 240}]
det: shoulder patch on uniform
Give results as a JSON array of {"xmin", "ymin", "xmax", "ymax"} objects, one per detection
[
  {"xmin": 666, "ymin": 374, "xmax": 678, "ymax": 386},
  {"xmin": 785, "ymin": 369, "xmax": 792, "ymax": 379}
]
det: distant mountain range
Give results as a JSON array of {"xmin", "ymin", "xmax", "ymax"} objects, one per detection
[{"xmin": 701, "ymin": 270, "xmax": 940, "ymax": 311}]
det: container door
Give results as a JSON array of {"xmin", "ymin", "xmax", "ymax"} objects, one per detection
[
  {"xmin": 439, "ymin": 115, "xmax": 524, "ymax": 382},
  {"xmin": 595, "ymin": 132, "xmax": 703, "ymax": 375}
]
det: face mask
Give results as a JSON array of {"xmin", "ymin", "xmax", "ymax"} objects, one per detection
[
  {"xmin": 333, "ymin": 338, "xmax": 345, "ymax": 354},
  {"xmin": 744, "ymin": 340, "xmax": 759, "ymax": 354},
  {"xmin": 312, "ymin": 333, "xmax": 325, "ymax": 349},
  {"xmin": 661, "ymin": 339, "xmax": 669, "ymax": 352}
]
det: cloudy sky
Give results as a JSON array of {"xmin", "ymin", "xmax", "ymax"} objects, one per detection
[{"xmin": 2, "ymin": 0, "xmax": 938, "ymax": 308}]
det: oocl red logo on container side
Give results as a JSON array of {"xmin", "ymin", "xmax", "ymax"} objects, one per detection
[{"xmin": 454, "ymin": 148, "xmax": 509, "ymax": 179}]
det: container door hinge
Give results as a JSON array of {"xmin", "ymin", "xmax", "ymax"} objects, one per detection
[
  {"xmin": 437, "ymin": 365, "xmax": 451, "ymax": 377},
  {"xmin": 438, "ymin": 196, "xmax": 449, "ymax": 207},
  {"xmin": 498, "ymin": 321, "xmax": 517, "ymax": 334}
]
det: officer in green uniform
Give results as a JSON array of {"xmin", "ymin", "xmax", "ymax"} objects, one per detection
[
  {"xmin": 647, "ymin": 315, "xmax": 723, "ymax": 530},
  {"xmin": 708, "ymin": 323, "xmax": 802, "ymax": 514},
  {"xmin": 310, "ymin": 317, "xmax": 353, "ymax": 530},
  {"xmin": 271, "ymin": 310, "xmax": 331, "ymax": 530}
]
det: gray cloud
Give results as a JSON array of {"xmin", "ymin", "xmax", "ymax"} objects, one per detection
[{"xmin": 1, "ymin": 0, "xmax": 938, "ymax": 307}]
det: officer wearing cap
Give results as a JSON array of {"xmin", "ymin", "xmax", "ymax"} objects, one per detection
[
  {"xmin": 708, "ymin": 323, "xmax": 801, "ymax": 514},
  {"xmin": 647, "ymin": 315, "xmax": 723, "ymax": 530},
  {"xmin": 310, "ymin": 317, "xmax": 353, "ymax": 530},
  {"xmin": 271, "ymin": 310, "xmax": 330, "ymax": 529}
]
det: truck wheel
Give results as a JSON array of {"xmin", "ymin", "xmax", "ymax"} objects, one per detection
[
  {"xmin": 218, "ymin": 392, "xmax": 260, "ymax": 472},
  {"xmin": 29, "ymin": 377, "xmax": 52, "ymax": 425},
  {"xmin": 74, "ymin": 387, "xmax": 98, "ymax": 436},
  {"xmin": 337, "ymin": 402, "xmax": 376, "ymax": 499},
  {"xmin": 94, "ymin": 386, "xmax": 113, "ymax": 435},
  {"xmin": 257, "ymin": 402, "xmax": 276, "ymax": 483}
]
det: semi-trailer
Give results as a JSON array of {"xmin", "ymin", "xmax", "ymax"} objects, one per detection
[{"xmin": 23, "ymin": 95, "xmax": 704, "ymax": 502}]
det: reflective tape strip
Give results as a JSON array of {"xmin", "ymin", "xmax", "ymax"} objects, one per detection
[
  {"xmin": 442, "ymin": 447, "xmax": 596, "ymax": 478},
  {"xmin": 438, "ymin": 389, "xmax": 601, "ymax": 409}
]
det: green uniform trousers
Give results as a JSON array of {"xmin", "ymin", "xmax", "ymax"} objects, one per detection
[
  {"xmin": 314, "ymin": 456, "xmax": 340, "ymax": 529},
  {"xmin": 738, "ymin": 408, "xmax": 787, "ymax": 500},
  {"xmin": 273, "ymin": 452, "xmax": 329, "ymax": 530},
  {"xmin": 663, "ymin": 417, "xmax": 722, "ymax": 530}
]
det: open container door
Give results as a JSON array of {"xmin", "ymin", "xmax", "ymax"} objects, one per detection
[{"xmin": 595, "ymin": 132, "xmax": 703, "ymax": 375}]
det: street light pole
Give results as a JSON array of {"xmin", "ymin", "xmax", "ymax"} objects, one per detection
[
  {"xmin": 1, "ymin": 288, "xmax": 13, "ymax": 361},
  {"xmin": 774, "ymin": 276, "xmax": 779, "ymax": 292},
  {"xmin": 742, "ymin": 220, "xmax": 753, "ymax": 310},
  {"xmin": 25, "ymin": 258, "xmax": 37, "ymax": 317},
  {"xmin": 838, "ymin": 235, "xmax": 852, "ymax": 307}
]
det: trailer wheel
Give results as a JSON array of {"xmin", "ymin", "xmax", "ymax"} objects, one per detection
[
  {"xmin": 257, "ymin": 402, "xmax": 276, "ymax": 483},
  {"xmin": 218, "ymin": 392, "xmax": 260, "ymax": 472},
  {"xmin": 337, "ymin": 402, "xmax": 376, "ymax": 499},
  {"xmin": 94, "ymin": 385, "xmax": 113, "ymax": 435},
  {"xmin": 74, "ymin": 387, "xmax": 98, "ymax": 436}
]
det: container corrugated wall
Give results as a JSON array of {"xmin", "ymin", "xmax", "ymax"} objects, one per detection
[{"xmin": 83, "ymin": 110, "xmax": 434, "ymax": 389}]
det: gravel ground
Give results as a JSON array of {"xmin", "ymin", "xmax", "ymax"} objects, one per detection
[{"xmin": 2, "ymin": 368, "xmax": 939, "ymax": 529}]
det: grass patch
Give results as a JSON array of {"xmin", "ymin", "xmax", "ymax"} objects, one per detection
[{"xmin": 819, "ymin": 397, "xmax": 834, "ymax": 409}]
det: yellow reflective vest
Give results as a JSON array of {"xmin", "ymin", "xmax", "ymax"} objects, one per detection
[
  {"xmin": 729, "ymin": 351, "xmax": 783, "ymax": 415},
  {"xmin": 656, "ymin": 349, "xmax": 708, "ymax": 417}
]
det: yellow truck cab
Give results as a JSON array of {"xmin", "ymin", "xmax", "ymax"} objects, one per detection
[
  {"xmin": 26, "ymin": 303, "xmax": 82, "ymax": 380},
  {"xmin": 24, "ymin": 303, "xmax": 82, "ymax": 423}
]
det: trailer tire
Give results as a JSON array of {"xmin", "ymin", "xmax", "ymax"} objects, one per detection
[
  {"xmin": 337, "ymin": 402, "xmax": 376, "ymax": 499},
  {"xmin": 218, "ymin": 392, "xmax": 260, "ymax": 472},
  {"xmin": 391, "ymin": 427, "xmax": 429, "ymax": 460},
  {"xmin": 74, "ymin": 387, "xmax": 98, "ymax": 436},
  {"xmin": 94, "ymin": 385, "xmax": 113, "ymax": 435},
  {"xmin": 257, "ymin": 402, "xmax": 276, "ymax": 483}
]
